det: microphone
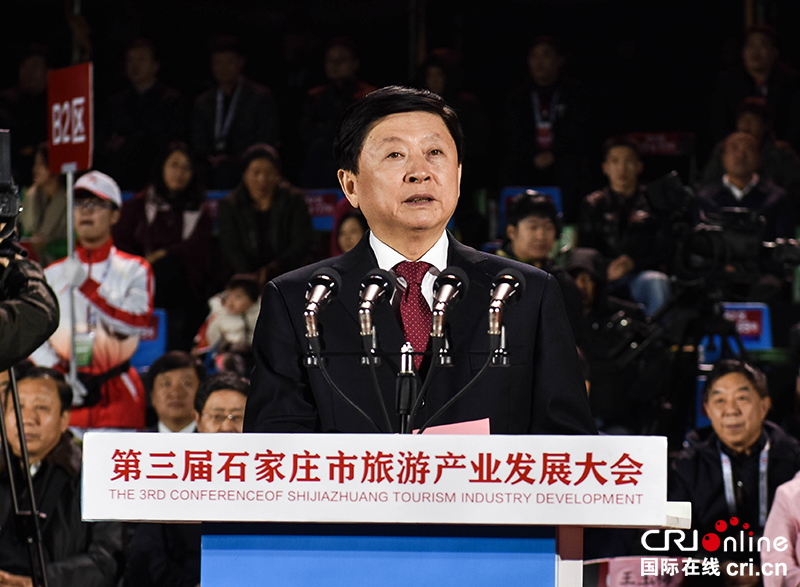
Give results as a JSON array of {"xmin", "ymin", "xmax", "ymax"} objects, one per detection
[
  {"xmin": 358, "ymin": 269, "xmax": 395, "ymax": 337},
  {"xmin": 304, "ymin": 267, "xmax": 342, "ymax": 340},
  {"xmin": 488, "ymin": 269, "xmax": 526, "ymax": 360},
  {"xmin": 431, "ymin": 267, "xmax": 469, "ymax": 338}
]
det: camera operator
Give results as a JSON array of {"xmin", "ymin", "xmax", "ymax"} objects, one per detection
[{"xmin": 0, "ymin": 201, "xmax": 59, "ymax": 374}]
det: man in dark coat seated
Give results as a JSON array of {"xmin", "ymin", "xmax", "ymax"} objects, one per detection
[
  {"xmin": 0, "ymin": 365, "xmax": 122, "ymax": 586},
  {"xmin": 669, "ymin": 359, "xmax": 800, "ymax": 585},
  {"xmin": 244, "ymin": 86, "xmax": 595, "ymax": 435}
]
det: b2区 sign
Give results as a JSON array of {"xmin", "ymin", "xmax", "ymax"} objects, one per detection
[{"xmin": 47, "ymin": 62, "xmax": 93, "ymax": 174}]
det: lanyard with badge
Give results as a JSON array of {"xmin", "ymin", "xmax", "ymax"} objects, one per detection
[
  {"xmin": 720, "ymin": 439, "xmax": 770, "ymax": 527},
  {"xmin": 214, "ymin": 82, "xmax": 242, "ymax": 152},
  {"xmin": 532, "ymin": 90, "xmax": 559, "ymax": 151}
]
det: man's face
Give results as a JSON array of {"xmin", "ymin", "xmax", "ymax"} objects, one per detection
[
  {"xmin": 5, "ymin": 377, "xmax": 70, "ymax": 465},
  {"xmin": 602, "ymin": 146, "xmax": 642, "ymax": 193},
  {"xmin": 125, "ymin": 46, "xmax": 159, "ymax": 87},
  {"xmin": 338, "ymin": 111, "xmax": 461, "ymax": 247},
  {"xmin": 722, "ymin": 133, "xmax": 760, "ymax": 179},
  {"xmin": 195, "ymin": 390, "xmax": 247, "ymax": 433},
  {"xmin": 151, "ymin": 367, "xmax": 200, "ymax": 429},
  {"xmin": 325, "ymin": 45, "xmax": 358, "ymax": 83},
  {"xmin": 574, "ymin": 271, "xmax": 596, "ymax": 310},
  {"xmin": 736, "ymin": 112, "xmax": 767, "ymax": 145},
  {"xmin": 743, "ymin": 32, "xmax": 778, "ymax": 75},
  {"xmin": 506, "ymin": 215, "xmax": 556, "ymax": 263},
  {"xmin": 211, "ymin": 51, "xmax": 244, "ymax": 87},
  {"xmin": 425, "ymin": 65, "xmax": 447, "ymax": 96},
  {"xmin": 19, "ymin": 55, "xmax": 47, "ymax": 94},
  {"xmin": 704, "ymin": 372, "xmax": 770, "ymax": 454},
  {"xmin": 74, "ymin": 196, "xmax": 119, "ymax": 245},
  {"xmin": 527, "ymin": 43, "xmax": 563, "ymax": 87}
]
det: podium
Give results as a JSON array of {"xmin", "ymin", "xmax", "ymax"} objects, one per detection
[{"xmin": 82, "ymin": 433, "xmax": 689, "ymax": 587}]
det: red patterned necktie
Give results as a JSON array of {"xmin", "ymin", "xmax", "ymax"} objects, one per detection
[{"xmin": 394, "ymin": 261, "xmax": 433, "ymax": 370}]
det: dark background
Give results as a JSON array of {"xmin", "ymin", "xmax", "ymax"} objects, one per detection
[{"xmin": 2, "ymin": 0, "xmax": 799, "ymax": 180}]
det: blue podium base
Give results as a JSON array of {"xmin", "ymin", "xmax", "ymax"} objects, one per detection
[{"xmin": 202, "ymin": 523, "xmax": 557, "ymax": 587}]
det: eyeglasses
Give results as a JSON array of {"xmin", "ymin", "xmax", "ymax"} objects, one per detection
[
  {"xmin": 75, "ymin": 199, "xmax": 115, "ymax": 212},
  {"xmin": 201, "ymin": 411, "xmax": 244, "ymax": 426}
]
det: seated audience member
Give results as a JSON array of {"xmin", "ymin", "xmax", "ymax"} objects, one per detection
[
  {"xmin": 501, "ymin": 35, "xmax": 591, "ymax": 222},
  {"xmin": 335, "ymin": 210, "xmax": 368, "ymax": 255},
  {"xmin": 195, "ymin": 274, "xmax": 260, "ymax": 361},
  {"xmin": 420, "ymin": 48, "xmax": 489, "ymax": 247},
  {"xmin": 194, "ymin": 371, "xmax": 249, "ymax": 434},
  {"xmin": 217, "ymin": 144, "xmax": 313, "ymax": 286},
  {"xmin": 711, "ymin": 25, "xmax": 800, "ymax": 152},
  {"xmin": 125, "ymin": 370, "xmax": 247, "ymax": 587},
  {"xmin": 702, "ymin": 98, "xmax": 800, "ymax": 209},
  {"xmin": 0, "ymin": 45, "xmax": 49, "ymax": 186},
  {"xmin": 579, "ymin": 136, "xmax": 671, "ymax": 316},
  {"xmin": 114, "ymin": 142, "xmax": 212, "ymax": 350},
  {"xmin": 30, "ymin": 171, "xmax": 154, "ymax": 431},
  {"xmin": 191, "ymin": 36, "xmax": 279, "ymax": 189},
  {"xmin": 299, "ymin": 37, "xmax": 376, "ymax": 188},
  {"xmin": 0, "ymin": 365, "xmax": 122, "ymax": 586},
  {"xmin": 144, "ymin": 351, "xmax": 206, "ymax": 433},
  {"xmin": 497, "ymin": 191, "xmax": 585, "ymax": 348},
  {"xmin": 670, "ymin": 360, "xmax": 800, "ymax": 582},
  {"xmin": 698, "ymin": 131, "xmax": 795, "ymax": 241},
  {"xmin": 18, "ymin": 142, "xmax": 67, "ymax": 266},
  {"xmin": 565, "ymin": 249, "xmax": 660, "ymax": 434},
  {"xmin": 762, "ymin": 471, "xmax": 800, "ymax": 587},
  {"xmin": 97, "ymin": 38, "xmax": 184, "ymax": 191}
]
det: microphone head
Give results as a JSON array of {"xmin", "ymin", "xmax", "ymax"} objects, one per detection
[
  {"xmin": 433, "ymin": 266, "xmax": 469, "ymax": 299},
  {"xmin": 492, "ymin": 268, "xmax": 526, "ymax": 305},
  {"xmin": 359, "ymin": 268, "xmax": 395, "ymax": 301},
  {"xmin": 306, "ymin": 267, "xmax": 342, "ymax": 302}
]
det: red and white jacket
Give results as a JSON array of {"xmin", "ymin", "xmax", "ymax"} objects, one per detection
[{"xmin": 30, "ymin": 238, "xmax": 154, "ymax": 429}]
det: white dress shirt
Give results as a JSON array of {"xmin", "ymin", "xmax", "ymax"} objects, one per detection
[
  {"xmin": 723, "ymin": 173, "xmax": 759, "ymax": 202},
  {"xmin": 157, "ymin": 420, "xmax": 197, "ymax": 434},
  {"xmin": 369, "ymin": 230, "xmax": 449, "ymax": 309}
]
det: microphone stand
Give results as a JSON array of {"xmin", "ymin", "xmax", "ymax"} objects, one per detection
[
  {"xmin": 395, "ymin": 343, "xmax": 417, "ymax": 434},
  {"xmin": 0, "ymin": 367, "xmax": 49, "ymax": 587}
]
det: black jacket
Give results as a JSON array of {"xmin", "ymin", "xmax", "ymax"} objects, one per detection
[
  {"xmin": 0, "ymin": 258, "xmax": 59, "ymax": 371},
  {"xmin": 125, "ymin": 522, "xmax": 201, "ymax": 587},
  {"xmin": 578, "ymin": 186, "xmax": 669, "ymax": 273},
  {"xmin": 217, "ymin": 183, "xmax": 313, "ymax": 277},
  {"xmin": 669, "ymin": 421, "xmax": 800, "ymax": 555},
  {"xmin": 0, "ymin": 433, "xmax": 123, "ymax": 586},
  {"xmin": 244, "ymin": 232, "xmax": 596, "ymax": 435}
]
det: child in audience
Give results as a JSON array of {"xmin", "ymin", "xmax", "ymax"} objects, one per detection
[{"xmin": 195, "ymin": 274, "xmax": 260, "ymax": 356}]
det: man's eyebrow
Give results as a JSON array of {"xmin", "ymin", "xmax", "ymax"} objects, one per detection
[{"xmin": 378, "ymin": 133, "xmax": 446, "ymax": 145}]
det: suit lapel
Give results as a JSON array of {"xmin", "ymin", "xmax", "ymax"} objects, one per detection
[
  {"xmin": 332, "ymin": 234, "xmax": 406, "ymax": 363},
  {"xmin": 445, "ymin": 235, "xmax": 494, "ymax": 352}
]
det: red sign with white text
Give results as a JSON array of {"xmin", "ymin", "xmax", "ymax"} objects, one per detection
[{"xmin": 47, "ymin": 62, "xmax": 93, "ymax": 174}]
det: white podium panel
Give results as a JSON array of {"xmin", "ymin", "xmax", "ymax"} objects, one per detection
[{"xmin": 83, "ymin": 433, "xmax": 669, "ymax": 527}]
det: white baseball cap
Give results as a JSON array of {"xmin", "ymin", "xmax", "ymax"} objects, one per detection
[{"xmin": 74, "ymin": 171, "xmax": 122, "ymax": 208}]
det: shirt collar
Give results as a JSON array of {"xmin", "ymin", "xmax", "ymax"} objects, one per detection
[
  {"xmin": 158, "ymin": 420, "xmax": 197, "ymax": 434},
  {"xmin": 722, "ymin": 174, "xmax": 760, "ymax": 202},
  {"xmin": 369, "ymin": 230, "xmax": 449, "ymax": 273},
  {"xmin": 76, "ymin": 237, "xmax": 114, "ymax": 263}
]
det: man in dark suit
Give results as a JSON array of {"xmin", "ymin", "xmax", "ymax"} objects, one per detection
[{"xmin": 244, "ymin": 86, "xmax": 595, "ymax": 435}]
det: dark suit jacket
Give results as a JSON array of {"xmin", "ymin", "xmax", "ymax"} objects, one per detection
[{"xmin": 244, "ymin": 233, "xmax": 597, "ymax": 435}]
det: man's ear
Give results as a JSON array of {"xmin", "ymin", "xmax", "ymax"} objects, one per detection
[
  {"xmin": 110, "ymin": 209, "xmax": 121, "ymax": 227},
  {"xmin": 59, "ymin": 409, "xmax": 71, "ymax": 434},
  {"xmin": 506, "ymin": 224, "xmax": 517, "ymax": 243},
  {"xmin": 338, "ymin": 169, "xmax": 359, "ymax": 209}
]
